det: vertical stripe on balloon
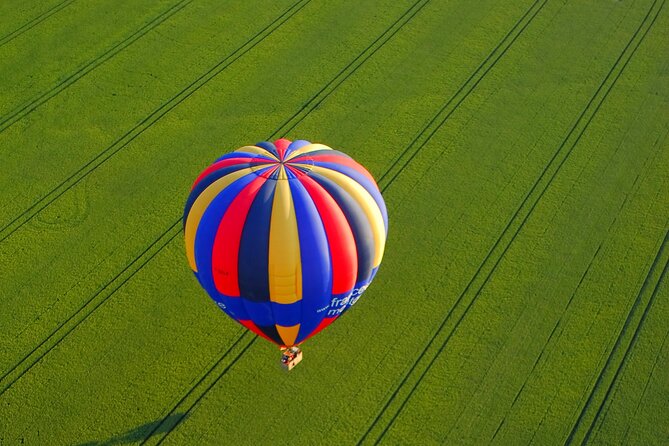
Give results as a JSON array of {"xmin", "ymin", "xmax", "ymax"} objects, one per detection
[
  {"xmin": 183, "ymin": 163, "xmax": 256, "ymax": 227},
  {"xmin": 284, "ymin": 139, "xmax": 311, "ymax": 158},
  {"xmin": 297, "ymin": 174, "xmax": 357, "ymax": 295},
  {"xmin": 185, "ymin": 167, "xmax": 257, "ymax": 272},
  {"xmin": 276, "ymin": 324, "xmax": 300, "ymax": 346},
  {"xmin": 287, "ymin": 176, "xmax": 332, "ymax": 343},
  {"xmin": 212, "ymin": 175, "xmax": 268, "ymax": 296},
  {"xmin": 237, "ymin": 178, "xmax": 277, "ymax": 302},
  {"xmin": 190, "ymin": 156, "xmax": 272, "ymax": 191},
  {"xmin": 193, "ymin": 173, "xmax": 259, "ymax": 317},
  {"xmin": 273, "ymin": 138, "xmax": 291, "ymax": 159},
  {"xmin": 268, "ymin": 166, "xmax": 303, "ymax": 304},
  {"xmin": 308, "ymin": 171, "xmax": 376, "ymax": 286}
]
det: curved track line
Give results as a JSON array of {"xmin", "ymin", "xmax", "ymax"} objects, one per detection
[
  {"xmin": 357, "ymin": 0, "xmax": 662, "ymax": 443},
  {"xmin": 88, "ymin": 0, "xmax": 546, "ymax": 440},
  {"xmin": 0, "ymin": 0, "xmax": 77, "ymax": 48},
  {"xmin": 0, "ymin": 0, "xmax": 427, "ymax": 243},
  {"xmin": 0, "ymin": 0, "xmax": 192, "ymax": 134},
  {"xmin": 0, "ymin": 0, "xmax": 309, "ymax": 244}
]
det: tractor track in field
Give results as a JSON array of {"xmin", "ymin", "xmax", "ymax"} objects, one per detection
[
  {"xmin": 0, "ymin": 0, "xmax": 429, "ymax": 406},
  {"xmin": 357, "ymin": 0, "xmax": 663, "ymax": 443},
  {"xmin": 0, "ymin": 220, "xmax": 182, "ymax": 396},
  {"xmin": 0, "ymin": 0, "xmax": 192, "ymax": 134},
  {"xmin": 566, "ymin": 228, "xmax": 669, "ymax": 445},
  {"xmin": 0, "ymin": 0, "xmax": 540, "ymax": 432},
  {"xmin": 586, "ymin": 254, "xmax": 669, "ymax": 443},
  {"xmin": 376, "ymin": 0, "xmax": 547, "ymax": 193},
  {"xmin": 489, "ymin": 133, "xmax": 662, "ymax": 443},
  {"xmin": 0, "ymin": 0, "xmax": 310, "ymax": 244},
  {"xmin": 489, "ymin": 101, "xmax": 669, "ymax": 444},
  {"xmin": 0, "ymin": 0, "xmax": 431, "ymax": 245},
  {"xmin": 139, "ymin": 330, "xmax": 255, "ymax": 446},
  {"xmin": 268, "ymin": 0, "xmax": 431, "ymax": 140},
  {"xmin": 621, "ymin": 324, "xmax": 669, "ymax": 442},
  {"xmin": 0, "ymin": 0, "xmax": 77, "ymax": 48}
]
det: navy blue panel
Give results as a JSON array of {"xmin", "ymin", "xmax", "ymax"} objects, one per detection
[
  {"xmin": 309, "ymin": 172, "xmax": 375, "ymax": 287},
  {"xmin": 257, "ymin": 324, "xmax": 283, "ymax": 345},
  {"xmin": 271, "ymin": 301, "xmax": 302, "ymax": 326},
  {"xmin": 237, "ymin": 178, "xmax": 277, "ymax": 302},
  {"xmin": 243, "ymin": 300, "xmax": 275, "ymax": 326},
  {"xmin": 255, "ymin": 141, "xmax": 279, "ymax": 158}
]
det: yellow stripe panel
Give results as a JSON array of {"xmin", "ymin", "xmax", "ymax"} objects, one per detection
[
  {"xmin": 184, "ymin": 167, "xmax": 254, "ymax": 272},
  {"xmin": 235, "ymin": 145, "xmax": 279, "ymax": 160},
  {"xmin": 285, "ymin": 143, "xmax": 332, "ymax": 161},
  {"xmin": 308, "ymin": 165, "xmax": 386, "ymax": 266},
  {"xmin": 268, "ymin": 167, "xmax": 302, "ymax": 304},
  {"xmin": 276, "ymin": 324, "xmax": 300, "ymax": 346}
]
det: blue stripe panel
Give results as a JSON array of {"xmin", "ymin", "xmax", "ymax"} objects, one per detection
[
  {"xmin": 255, "ymin": 141, "xmax": 279, "ymax": 158},
  {"xmin": 311, "ymin": 161, "xmax": 388, "ymax": 233},
  {"xmin": 183, "ymin": 163, "xmax": 253, "ymax": 226},
  {"xmin": 243, "ymin": 299, "xmax": 275, "ymax": 327},
  {"xmin": 237, "ymin": 178, "xmax": 277, "ymax": 302},
  {"xmin": 285, "ymin": 139, "xmax": 311, "ymax": 157},
  {"xmin": 309, "ymin": 172, "xmax": 375, "ymax": 286},
  {"xmin": 289, "ymin": 179, "xmax": 333, "ymax": 344},
  {"xmin": 271, "ymin": 301, "xmax": 302, "ymax": 326},
  {"xmin": 193, "ymin": 173, "xmax": 257, "ymax": 319}
]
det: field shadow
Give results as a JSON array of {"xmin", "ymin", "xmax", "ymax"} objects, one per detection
[{"xmin": 76, "ymin": 413, "xmax": 186, "ymax": 446}]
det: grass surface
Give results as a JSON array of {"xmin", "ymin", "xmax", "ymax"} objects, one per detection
[{"xmin": 1, "ymin": 0, "xmax": 667, "ymax": 444}]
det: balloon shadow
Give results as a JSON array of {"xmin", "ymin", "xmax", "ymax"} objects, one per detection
[{"xmin": 76, "ymin": 413, "xmax": 186, "ymax": 446}]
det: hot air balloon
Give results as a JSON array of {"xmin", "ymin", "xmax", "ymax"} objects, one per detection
[{"xmin": 183, "ymin": 139, "xmax": 387, "ymax": 367}]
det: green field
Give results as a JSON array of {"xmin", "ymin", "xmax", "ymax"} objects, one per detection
[{"xmin": 1, "ymin": 0, "xmax": 668, "ymax": 444}]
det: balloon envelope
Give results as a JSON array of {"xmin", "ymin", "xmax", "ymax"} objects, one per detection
[{"xmin": 183, "ymin": 139, "xmax": 387, "ymax": 347}]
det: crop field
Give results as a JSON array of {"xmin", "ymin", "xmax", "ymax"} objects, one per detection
[{"xmin": 1, "ymin": 0, "xmax": 668, "ymax": 444}]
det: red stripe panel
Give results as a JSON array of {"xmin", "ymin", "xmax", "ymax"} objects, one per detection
[
  {"xmin": 212, "ymin": 175, "xmax": 267, "ymax": 296},
  {"xmin": 274, "ymin": 138, "xmax": 291, "ymax": 160},
  {"xmin": 303, "ymin": 316, "xmax": 338, "ymax": 343},
  {"xmin": 191, "ymin": 157, "xmax": 272, "ymax": 190},
  {"xmin": 291, "ymin": 154, "xmax": 378, "ymax": 189},
  {"xmin": 238, "ymin": 319, "xmax": 280, "ymax": 346},
  {"xmin": 298, "ymin": 174, "xmax": 357, "ymax": 294}
]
